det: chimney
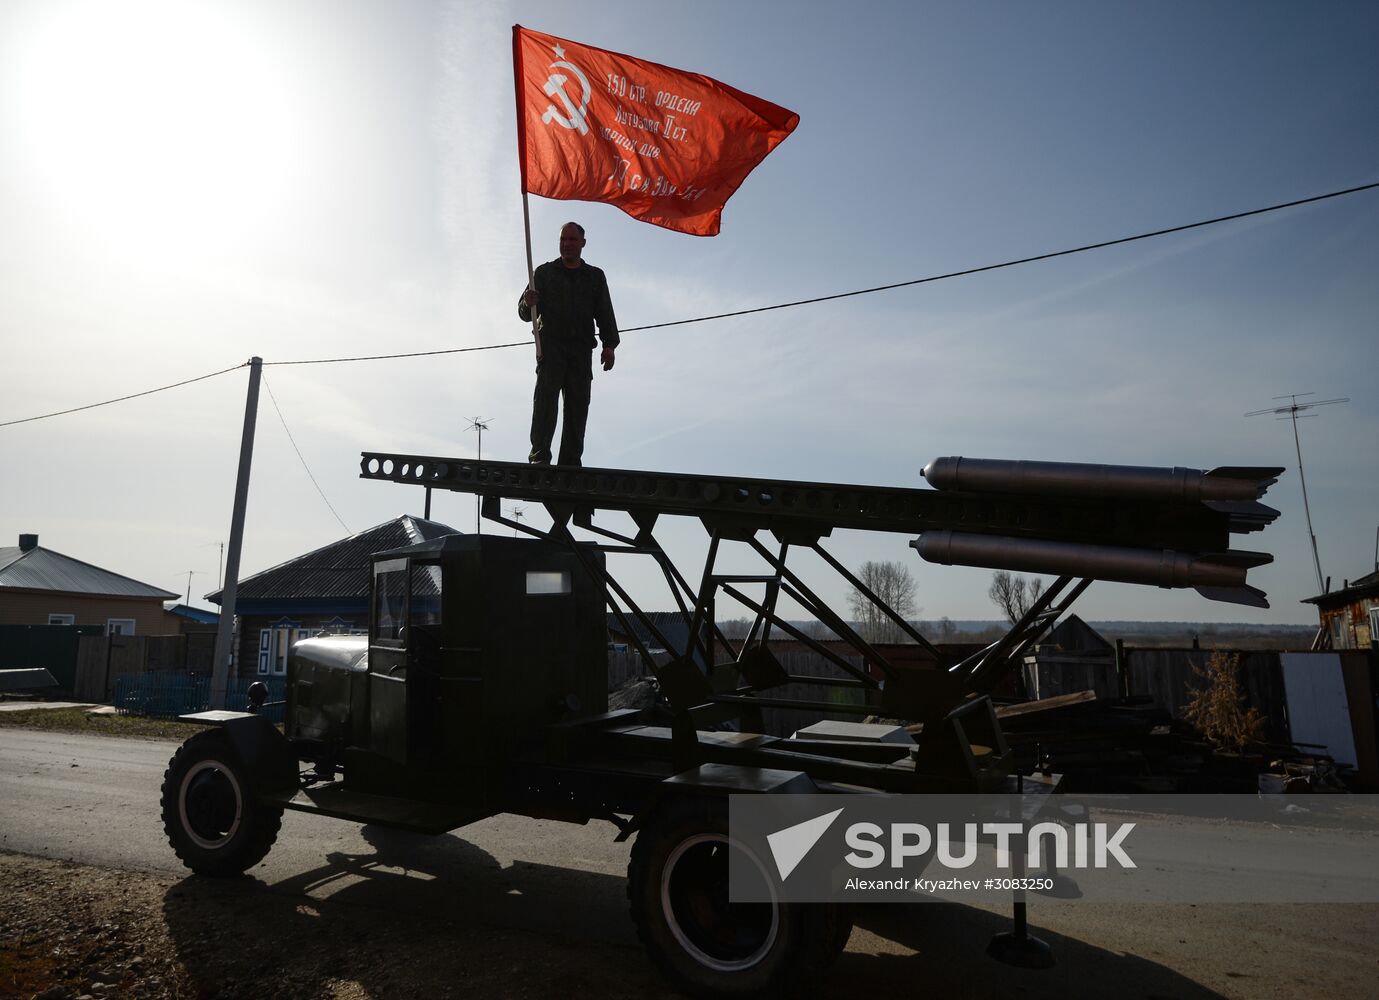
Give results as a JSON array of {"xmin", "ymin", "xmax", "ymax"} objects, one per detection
[{"xmin": 18, "ymin": 534, "xmax": 38, "ymax": 552}]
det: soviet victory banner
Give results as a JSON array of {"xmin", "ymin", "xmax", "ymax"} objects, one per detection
[{"xmin": 513, "ymin": 25, "xmax": 799, "ymax": 237}]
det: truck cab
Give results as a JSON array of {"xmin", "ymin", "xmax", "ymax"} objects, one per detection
[{"xmin": 286, "ymin": 533, "xmax": 607, "ymax": 817}]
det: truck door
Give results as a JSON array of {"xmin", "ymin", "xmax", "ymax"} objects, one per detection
[{"xmin": 368, "ymin": 557, "xmax": 410, "ymax": 762}]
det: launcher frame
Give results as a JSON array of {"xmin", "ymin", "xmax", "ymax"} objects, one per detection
[{"xmin": 359, "ymin": 453, "xmax": 1277, "ymax": 746}]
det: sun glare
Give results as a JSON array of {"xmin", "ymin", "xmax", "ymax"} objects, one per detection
[{"xmin": 8, "ymin": 0, "xmax": 304, "ymax": 262}]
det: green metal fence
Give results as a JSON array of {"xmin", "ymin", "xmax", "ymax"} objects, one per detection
[
  {"xmin": 113, "ymin": 673, "xmax": 286, "ymax": 723},
  {"xmin": 0, "ymin": 624, "xmax": 102, "ymax": 691}
]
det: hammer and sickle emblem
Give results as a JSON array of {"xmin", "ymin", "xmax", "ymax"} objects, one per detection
[{"xmin": 541, "ymin": 60, "xmax": 592, "ymax": 136}]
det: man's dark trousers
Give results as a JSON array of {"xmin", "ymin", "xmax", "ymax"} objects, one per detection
[{"xmin": 529, "ymin": 352, "xmax": 592, "ymax": 466}]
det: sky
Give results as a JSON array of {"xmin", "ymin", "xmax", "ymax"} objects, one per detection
[{"xmin": 1, "ymin": 0, "xmax": 1375, "ymax": 626}]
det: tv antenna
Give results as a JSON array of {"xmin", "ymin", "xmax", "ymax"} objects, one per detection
[
  {"xmin": 465, "ymin": 417, "xmax": 491, "ymax": 533},
  {"xmin": 199, "ymin": 541, "xmax": 225, "ymax": 590},
  {"xmin": 1246, "ymin": 392, "xmax": 1348, "ymax": 594},
  {"xmin": 507, "ymin": 504, "xmax": 527, "ymax": 537}
]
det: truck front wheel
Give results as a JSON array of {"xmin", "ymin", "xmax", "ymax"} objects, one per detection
[
  {"xmin": 628, "ymin": 797, "xmax": 841, "ymax": 997},
  {"xmin": 160, "ymin": 729, "xmax": 283, "ymax": 876}
]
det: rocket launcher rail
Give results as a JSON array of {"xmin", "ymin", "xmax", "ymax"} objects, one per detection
[{"xmin": 360, "ymin": 453, "xmax": 1276, "ymax": 554}]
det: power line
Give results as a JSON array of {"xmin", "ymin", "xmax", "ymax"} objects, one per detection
[
  {"xmin": 263, "ymin": 179, "xmax": 1379, "ymax": 361},
  {"xmin": 261, "ymin": 373, "xmax": 351, "ymax": 534},
  {"xmin": 0, "ymin": 362, "xmax": 248, "ymax": 428},
  {"xmin": 265, "ymin": 341, "xmax": 531, "ymax": 367},
  {"xmin": 4, "ymin": 180, "xmax": 1376, "ymax": 422},
  {"xmin": 619, "ymin": 180, "xmax": 1379, "ymax": 334}
]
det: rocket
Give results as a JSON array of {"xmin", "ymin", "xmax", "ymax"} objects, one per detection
[{"xmin": 913, "ymin": 458, "xmax": 1283, "ymax": 607}]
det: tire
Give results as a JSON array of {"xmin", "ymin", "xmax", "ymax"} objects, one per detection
[
  {"xmin": 160, "ymin": 728, "xmax": 283, "ymax": 876},
  {"xmin": 627, "ymin": 797, "xmax": 839, "ymax": 998},
  {"xmin": 823, "ymin": 902, "xmax": 854, "ymax": 964}
]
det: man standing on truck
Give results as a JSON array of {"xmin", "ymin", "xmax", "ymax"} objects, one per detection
[{"xmin": 519, "ymin": 221, "xmax": 619, "ymax": 466}]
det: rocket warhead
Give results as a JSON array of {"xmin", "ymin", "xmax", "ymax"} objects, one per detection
[{"xmin": 911, "ymin": 531, "xmax": 1272, "ymax": 608}]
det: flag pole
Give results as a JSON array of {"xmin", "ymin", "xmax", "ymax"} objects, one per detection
[
  {"xmin": 521, "ymin": 189, "xmax": 542, "ymax": 360},
  {"xmin": 513, "ymin": 26, "xmax": 542, "ymax": 361}
]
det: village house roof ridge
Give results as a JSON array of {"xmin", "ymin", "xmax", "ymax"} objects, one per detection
[
  {"xmin": 205, "ymin": 515, "xmax": 459, "ymax": 604},
  {"xmin": 1301, "ymin": 567, "xmax": 1379, "ymax": 606},
  {"xmin": 1043, "ymin": 613, "xmax": 1113, "ymax": 652},
  {"xmin": 0, "ymin": 538, "xmax": 178, "ymax": 599}
]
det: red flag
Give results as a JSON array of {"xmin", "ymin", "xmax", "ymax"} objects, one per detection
[{"xmin": 513, "ymin": 26, "xmax": 798, "ymax": 237}]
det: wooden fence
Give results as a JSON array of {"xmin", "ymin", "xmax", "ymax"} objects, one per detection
[
  {"xmin": 1125, "ymin": 648, "xmax": 1289, "ymax": 745},
  {"xmin": 73, "ymin": 633, "xmax": 217, "ymax": 702}
]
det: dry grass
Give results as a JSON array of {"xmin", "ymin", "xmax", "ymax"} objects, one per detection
[{"xmin": 0, "ymin": 706, "xmax": 195, "ymax": 741}]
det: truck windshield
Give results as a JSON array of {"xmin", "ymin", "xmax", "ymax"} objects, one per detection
[
  {"xmin": 410, "ymin": 563, "xmax": 442, "ymax": 627},
  {"xmin": 372, "ymin": 559, "xmax": 442, "ymax": 647},
  {"xmin": 372, "ymin": 558, "xmax": 408, "ymax": 644}
]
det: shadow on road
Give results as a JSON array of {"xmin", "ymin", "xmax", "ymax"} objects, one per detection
[
  {"xmin": 162, "ymin": 824, "xmax": 1226, "ymax": 999},
  {"xmin": 163, "ymin": 823, "xmax": 664, "ymax": 999},
  {"xmin": 837, "ymin": 904, "xmax": 1227, "ymax": 1000}
]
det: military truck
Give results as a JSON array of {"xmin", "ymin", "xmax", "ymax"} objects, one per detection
[{"xmin": 161, "ymin": 454, "xmax": 1280, "ymax": 996}]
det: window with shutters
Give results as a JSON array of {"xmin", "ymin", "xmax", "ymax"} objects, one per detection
[{"xmin": 257, "ymin": 621, "xmax": 310, "ymax": 675}]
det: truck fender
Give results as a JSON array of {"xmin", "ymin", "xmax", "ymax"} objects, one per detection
[
  {"xmin": 614, "ymin": 763, "xmax": 818, "ymax": 842},
  {"xmin": 221, "ymin": 715, "xmax": 299, "ymax": 802}
]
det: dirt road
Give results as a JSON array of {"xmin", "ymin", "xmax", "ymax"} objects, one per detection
[{"xmin": 2, "ymin": 728, "xmax": 1377, "ymax": 999}]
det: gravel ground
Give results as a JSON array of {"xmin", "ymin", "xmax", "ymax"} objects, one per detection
[
  {"xmin": 5, "ymin": 708, "xmax": 1377, "ymax": 999},
  {"xmin": 0, "ymin": 851, "xmax": 675, "ymax": 1000}
]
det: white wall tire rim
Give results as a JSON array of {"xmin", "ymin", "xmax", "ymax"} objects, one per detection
[
  {"xmin": 660, "ymin": 832, "xmax": 780, "ymax": 973},
  {"xmin": 179, "ymin": 758, "xmax": 244, "ymax": 850}
]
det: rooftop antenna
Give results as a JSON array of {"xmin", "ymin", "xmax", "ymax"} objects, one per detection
[
  {"xmin": 1246, "ymin": 392, "xmax": 1348, "ymax": 594},
  {"xmin": 465, "ymin": 417, "xmax": 491, "ymax": 533},
  {"xmin": 507, "ymin": 504, "xmax": 527, "ymax": 537},
  {"xmin": 200, "ymin": 541, "xmax": 225, "ymax": 591}
]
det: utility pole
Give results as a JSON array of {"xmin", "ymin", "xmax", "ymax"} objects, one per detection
[
  {"xmin": 211, "ymin": 357, "xmax": 263, "ymax": 709},
  {"xmin": 466, "ymin": 417, "xmax": 491, "ymax": 533},
  {"xmin": 183, "ymin": 570, "xmax": 203, "ymax": 607},
  {"xmin": 1246, "ymin": 392, "xmax": 1348, "ymax": 595}
]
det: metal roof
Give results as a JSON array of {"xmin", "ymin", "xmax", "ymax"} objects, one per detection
[
  {"xmin": 0, "ymin": 545, "xmax": 178, "ymax": 599},
  {"xmin": 164, "ymin": 603, "xmax": 220, "ymax": 624},
  {"xmin": 1302, "ymin": 568, "xmax": 1379, "ymax": 606},
  {"xmin": 206, "ymin": 516, "xmax": 459, "ymax": 604}
]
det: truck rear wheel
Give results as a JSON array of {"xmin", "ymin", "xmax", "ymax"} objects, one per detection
[
  {"xmin": 160, "ymin": 728, "xmax": 283, "ymax": 876},
  {"xmin": 627, "ymin": 797, "xmax": 841, "ymax": 997}
]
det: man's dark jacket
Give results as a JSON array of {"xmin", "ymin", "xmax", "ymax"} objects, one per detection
[{"xmin": 518, "ymin": 259, "xmax": 619, "ymax": 360}]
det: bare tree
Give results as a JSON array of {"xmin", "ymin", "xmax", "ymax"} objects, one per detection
[
  {"xmin": 847, "ymin": 561, "xmax": 918, "ymax": 643},
  {"xmin": 717, "ymin": 618, "xmax": 753, "ymax": 640},
  {"xmin": 802, "ymin": 619, "xmax": 842, "ymax": 641},
  {"xmin": 988, "ymin": 570, "xmax": 1046, "ymax": 624}
]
